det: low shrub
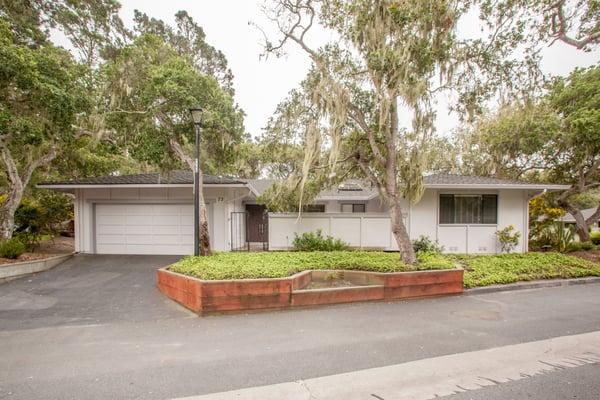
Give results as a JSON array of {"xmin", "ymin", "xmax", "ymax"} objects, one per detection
[
  {"xmin": 591, "ymin": 231, "xmax": 600, "ymax": 245},
  {"xmin": 495, "ymin": 225, "xmax": 521, "ymax": 253},
  {"xmin": 460, "ymin": 252, "xmax": 600, "ymax": 288},
  {"xmin": 170, "ymin": 251, "xmax": 455, "ymax": 280},
  {"xmin": 412, "ymin": 235, "xmax": 444, "ymax": 253},
  {"xmin": 0, "ymin": 237, "xmax": 26, "ymax": 259},
  {"xmin": 292, "ymin": 230, "xmax": 349, "ymax": 251},
  {"xmin": 566, "ymin": 241, "xmax": 595, "ymax": 252}
]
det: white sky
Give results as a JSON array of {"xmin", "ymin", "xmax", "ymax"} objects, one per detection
[{"xmin": 61, "ymin": 1, "xmax": 600, "ymax": 137}]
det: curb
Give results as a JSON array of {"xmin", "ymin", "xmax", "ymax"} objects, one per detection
[
  {"xmin": 465, "ymin": 276, "xmax": 600, "ymax": 295},
  {"xmin": 0, "ymin": 253, "xmax": 74, "ymax": 283}
]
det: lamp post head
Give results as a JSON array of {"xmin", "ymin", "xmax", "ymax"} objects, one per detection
[{"xmin": 189, "ymin": 107, "xmax": 203, "ymax": 126}]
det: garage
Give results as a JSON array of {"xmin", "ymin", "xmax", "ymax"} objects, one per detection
[{"xmin": 94, "ymin": 203, "xmax": 198, "ymax": 255}]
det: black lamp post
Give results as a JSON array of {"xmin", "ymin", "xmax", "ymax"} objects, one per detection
[{"xmin": 189, "ymin": 107, "xmax": 203, "ymax": 256}]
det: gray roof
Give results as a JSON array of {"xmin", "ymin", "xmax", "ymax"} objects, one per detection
[
  {"xmin": 560, "ymin": 208, "xmax": 598, "ymax": 223},
  {"xmin": 39, "ymin": 170, "xmax": 244, "ymax": 186},
  {"xmin": 423, "ymin": 173, "xmax": 535, "ymax": 186}
]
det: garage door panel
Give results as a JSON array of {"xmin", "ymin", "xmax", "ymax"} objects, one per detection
[
  {"xmin": 126, "ymin": 215, "xmax": 152, "ymax": 225},
  {"xmin": 97, "ymin": 215, "xmax": 124, "ymax": 225},
  {"xmin": 95, "ymin": 203, "xmax": 201, "ymax": 255},
  {"xmin": 98, "ymin": 205, "xmax": 126, "ymax": 216},
  {"xmin": 152, "ymin": 225, "xmax": 179, "ymax": 235},
  {"xmin": 96, "ymin": 234, "xmax": 125, "ymax": 244},
  {"xmin": 96, "ymin": 244, "xmax": 126, "ymax": 253},
  {"xmin": 153, "ymin": 204, "xmax": 181, "ymax": 215},
  {"xmin": 96, "ymin": 225, "xmax": 124, "ymax": 235},
  {"xmin": 180, "ymin": 225, "xmax": 193, "ymax": 234},
  {"xmin": 180, "ymin": 205, "xmax": 194, "ymax": 215},
  {"xmin": 126, "ymin": 234, "xmax": 154, "ymax": 245},
  {"xmin": 153, "ymin": 234, "xmax": 181, "ymax": 245},
  {"xmin": 125, "ymin": 204, "xmax": 154, "ymax": 215},
  {"xmin": 125, "ymin": 225, "xmax": 154, "ymax": 235}
]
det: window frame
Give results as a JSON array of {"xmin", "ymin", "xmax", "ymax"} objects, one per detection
[
  {"xmin": 340, "ymin": 203, "xmax": 366, "ymax": 213},
  {"xmin": 438, "ymin": 193, "xmax": 498, "ymax": 225}
]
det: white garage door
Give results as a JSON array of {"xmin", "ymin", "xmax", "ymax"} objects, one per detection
[{"xmin": 95, "ymin": 204, "xmax": 202, "ymax": 255}]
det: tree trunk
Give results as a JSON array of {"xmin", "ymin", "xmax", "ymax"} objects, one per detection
[
  {"xmin": 198, "ymin": 171, "xmax": 211, "ymax": 256},
  {"xmin": 558, "ymin": 198, "xmax": 591, "ymax": 242},
  {"xmin": 390, "ymin": 201, "xmax": 417, "ymax": 264},
  {"xmin": 570, "ymin": 209, "xmax": 591, "ymax": 242},
  {"xmin": 0, "ymin": 185, "xmax": 24, "ymax": 241}
]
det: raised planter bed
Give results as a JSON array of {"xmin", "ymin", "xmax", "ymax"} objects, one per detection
[
  {"xmin": 157, "ymin": 266, "xmax": 464, "ymax": 315},
  {"xmin": 0, "ymin": 253, "xmax": 74, "ymax": 283}
]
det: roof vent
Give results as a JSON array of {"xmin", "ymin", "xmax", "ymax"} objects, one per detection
[{"xmin": 338, "ymin": 182, "xmax": 363, "ymax": 192}]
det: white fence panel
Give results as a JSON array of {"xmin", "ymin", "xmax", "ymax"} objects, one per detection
[{"xmin": 268, "ymin": 213, "xmax": 396, "ymax": 250}]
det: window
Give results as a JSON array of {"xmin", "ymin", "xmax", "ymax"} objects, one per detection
[
  {"xmin": 341, "ymin": 203, "xmax": 366, "ymax": 213},
  {"xmin": 302, "ymin": 204, "xmax": 325, "ymax": 212},
  {"xmin": 439, "ymin": 194, "xmax": 497, "ymax": 224}
]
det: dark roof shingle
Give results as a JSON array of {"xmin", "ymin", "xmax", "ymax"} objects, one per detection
[
  {"xmin": 40, "ymin": 170, "xmax": 243, "ymax": 186},
  {"xmin": 423, "ymin": 173, "xmax": 535, "ymax": 186}
]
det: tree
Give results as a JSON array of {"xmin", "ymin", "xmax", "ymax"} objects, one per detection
[
  {"xmin": 458, "ymin": 66, "xmax": 600, "ymax": 241},
  {"xmin": 258, "ymin": 0, "xmax": 510, "ymax": 264},
  {"xmin": 103, "ymin": 33, "xmax": 245, "ymax": 255},
  {"xmin": 479, "ymin": 0, "xmax": 600, "ymax": 53},
  {"xmin": 0, "ymin": 19, "xmax": 86, "ymax": 239}
]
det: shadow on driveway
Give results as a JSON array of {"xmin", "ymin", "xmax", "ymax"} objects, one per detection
[{"xmin": 0, "ymin": 254, "xmax": 186, "ymax": 331}]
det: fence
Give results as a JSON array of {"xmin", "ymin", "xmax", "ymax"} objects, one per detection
[{"xmin": 268, "ymin": 213, "xmax": 399, "ymax": 250}]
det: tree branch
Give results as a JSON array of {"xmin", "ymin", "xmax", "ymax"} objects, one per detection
[
  {"xmin": 549, "ymin": 0, "xmax": 600, "ymax": 50},
  {"xmin": 169, "ymin": 136, "xmax": 195, "ymax": 170}
]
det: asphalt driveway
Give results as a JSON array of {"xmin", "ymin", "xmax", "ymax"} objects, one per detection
[{"xmin": 0, "ymin": 254, "xmax": 185, "ymax": 331}]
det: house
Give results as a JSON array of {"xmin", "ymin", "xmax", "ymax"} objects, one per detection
[
  {"xmin": 559, "ymin": 207, "xmax": 600, "ymax": 234},
  {"xmin": 39, "ymin": 172, "xmax": 569, "ymax": 255}
]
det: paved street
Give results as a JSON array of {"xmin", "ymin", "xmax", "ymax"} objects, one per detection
[{"xmin": 0, "ymin": 255, "xmax": 599, "ymax": 399}]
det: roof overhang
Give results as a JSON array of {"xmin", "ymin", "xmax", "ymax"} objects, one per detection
[
  {"xmin": 37, "ymin": 183, "xmax": 248, "ymax": 189},
  {"xmin": 425, "ymin": 184, "xmax": 570, "ymax": 190}
]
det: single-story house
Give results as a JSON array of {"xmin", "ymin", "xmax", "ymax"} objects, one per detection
[
  {"xmin": 39, "ymin": 172, "xmax": 569, "ymax": 255},
  {"xmin": 559, "ymin": 207, "xmax": 600, "ymax": 234}
]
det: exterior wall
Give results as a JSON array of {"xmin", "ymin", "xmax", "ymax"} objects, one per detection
[
  {"xmin": 75, "ymin": 187, "xmax": 246, "ymax": 254},
  {"xmin": 409, "ymin": 188, "xmax": 529, "ymax": 254},
  {"xmin": 72, "ymin": 185, "xmax": 531, "ymax": 255},
  {"xmin": 268, "ymin": 189, "xmax": 531, "ymax": 254}
]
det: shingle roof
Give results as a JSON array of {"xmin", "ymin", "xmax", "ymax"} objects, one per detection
[
  {"xmin": 560, "ymin": 208, "xmax": 598, "ymax": 223},
  {"xmin": 423, "ymin": 173, "xmax": 534, "ymax": 186},
  {"xmin": 39, "ymin": 170, "xmax": 244, "ymax": 186}
]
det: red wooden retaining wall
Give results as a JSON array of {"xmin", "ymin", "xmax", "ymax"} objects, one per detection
[{"xmin": 157, "ymin": 268, "xmax": 464, "ymax": 315}]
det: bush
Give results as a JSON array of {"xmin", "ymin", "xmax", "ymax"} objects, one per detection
[
  {"xmin": 412, "ymin": 235, "xmax": 444, "ymax": 253},
  {"xmin": 566, "ymin": 241, "xmax": 595, "ymax": 252},
  {"xmin": 591, "ymin": 231, "xmax": 600, "ymax": 245},
  {"xmin": 460, "ymin": 252, "xmax": 600, "ymax": 288},
  {"xmin": 495, "ymin": 225, "xmax": 521, "ymax": 253},
  {"xmin": 170, "ymin": 251, "xmax": 455, "ymax": 280},
  {"xmin": 0, "ymin": 237, "xmax": 26, "ymax": 259},
  {"xmin": 292, "ymin": 230, "xmax": 349, "ymax": 251}
]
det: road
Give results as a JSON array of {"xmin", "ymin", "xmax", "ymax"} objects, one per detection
[{"xmin": 0, "ymin": 255, "xmax": 599, "ymax": 399}]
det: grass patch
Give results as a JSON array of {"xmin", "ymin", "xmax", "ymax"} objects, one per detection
[
  {"xmin": 458, "ymin": 252, "xmax": 600, "ymax": 288},
  {"xmin": 170, "ymin": 251, "xmax": 455, "ymax": 280}
]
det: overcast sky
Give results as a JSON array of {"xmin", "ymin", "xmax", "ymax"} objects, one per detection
[{"xmin": 89, "ymin": 1, "xmax": 600, "ymax": 137}]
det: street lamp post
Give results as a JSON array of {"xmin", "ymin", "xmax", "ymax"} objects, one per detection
[{"xmin": 189, "ymin": 107, "xmax": 203, "ymax": 256}]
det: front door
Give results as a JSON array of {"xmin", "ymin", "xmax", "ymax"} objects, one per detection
[{"xmin": 245, "ymin": 204, "xmax": 267, "ymax": 243}]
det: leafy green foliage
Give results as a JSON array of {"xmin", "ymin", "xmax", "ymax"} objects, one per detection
[
  {"xmin": 292, "ymin": 230, "xmax": 349, "ymax": 251},
  {"xmin": 0, "ymin": 237, "xmax": 26, "ymax": 259},
  {"xmin": 565, "ymin": 241, "xmax": 595, "ymax": 253},
  {"xmin": 528, "ymin": 195, "xmax": 565, "ymax": 243},
  {"xmin": 170, "ymin": 251, "xmax": 455, "ymax": 280},
  {"xmin": 460, "ymin": 252, "xmax": 600, "ymax": 288},
  {"xmin": 495, "ymin": 225, "xmax": 521, "ymax": 253},
  {"xmin": 412, "ymin": 235, "xmax": 444, "ymax": 254},
  {"xmin": 13, "ymin": 193, "xmax": 72, "ymax": 249},
  {"xmin": 591, "ymin": 231, "xmax": 600, "ymax": 245}
]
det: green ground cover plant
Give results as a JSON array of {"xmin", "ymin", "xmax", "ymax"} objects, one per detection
[
  {"xmin": 170, "ymin": 251, "xmax": 454, "ymax": 280},
  {"xmin": 457, "ymin": 252, "xmax": 600, "ymax": 288}
]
